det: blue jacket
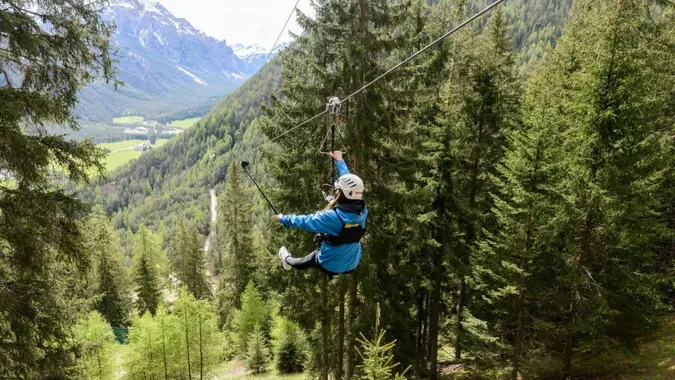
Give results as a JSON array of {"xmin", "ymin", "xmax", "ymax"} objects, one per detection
[{"xmin": 280, "ymin": 160, "xmax": 368, "ymax": 274}]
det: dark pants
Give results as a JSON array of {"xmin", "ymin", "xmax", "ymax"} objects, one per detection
[
  {"xmin": 286, "ymin": 250, "xmax": 321, "ymax": 270},
  {"xmin": 286, "ymin": 250, "xmax": 353, "ymax": 277}
]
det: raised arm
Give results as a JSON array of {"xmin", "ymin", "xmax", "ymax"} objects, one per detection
[{"xmin": 329, "ymin": 151, "xmax": 351, "ymax": 177}]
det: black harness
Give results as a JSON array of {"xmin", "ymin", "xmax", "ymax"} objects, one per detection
[{"xmin": 322, "ymin": 208, "xmax": 366, "ymax": 246}]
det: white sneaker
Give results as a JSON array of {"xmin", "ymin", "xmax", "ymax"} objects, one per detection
[{"xmin": 278, "ymin": 247, "xmax": 291, "ymax": 270}]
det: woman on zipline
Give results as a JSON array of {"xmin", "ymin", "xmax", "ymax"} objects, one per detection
[{"xmin": 273, "ymin": 151, "xmax": 367, "ymax": 275}]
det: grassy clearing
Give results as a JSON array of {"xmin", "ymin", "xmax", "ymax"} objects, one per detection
[
  {"xmin": 212, "ymin": 359, "xmax": 307, "ymax": 380},
  {"xmin": 167, "ymin": 117, "xmax": 201, "ymax": 129},
  {"xmin": 113, "ymin": 343, "xmax": 131, "ymax": 380},
  {"xmin": 113, "ymin": 115, "xmax": 144, "ymax": 124},
  {"xmin": 105, "ymin": 150, "xmax": 143, "ymax": 172},
  {"xmin": 571, "ymin": 315, "xmax": 675, "ymax": 379},
  {"xmin": 98, "ymin": 139, "xmax": 145, "ymax": 152},
  {"xmin": 97, "ymin": 139, "xmax": 169, "ymax": 172}
]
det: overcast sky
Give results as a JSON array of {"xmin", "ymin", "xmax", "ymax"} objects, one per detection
[{"xmin": 154, "ymin": 0, "xmax": 314, "ymax": 46}]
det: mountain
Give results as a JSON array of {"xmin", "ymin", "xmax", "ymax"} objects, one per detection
[{"xmin": 76, "ymin": 0, "xmax": 267, "ymax": 123}]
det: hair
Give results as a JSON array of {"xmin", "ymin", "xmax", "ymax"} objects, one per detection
[{"xmin": 323, "ymin": 189, "xmax": 344, "ymax": 210}]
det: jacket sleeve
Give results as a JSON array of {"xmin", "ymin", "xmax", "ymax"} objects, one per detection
[
  {"xmin": 336, "ymin": 160, "xmax": 350, "ymax": 177},
  {"xmin": 280, "ymin": 210, "xmax": 340, "ymax": 234}
]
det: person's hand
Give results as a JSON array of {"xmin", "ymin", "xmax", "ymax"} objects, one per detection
[
  {"xmin": 272, "ymin": 214, "xmax": 282, "ymax": 221},
  {"xmin": 329, "ymin": 151, "xmax": 343, "ymax": 161}
]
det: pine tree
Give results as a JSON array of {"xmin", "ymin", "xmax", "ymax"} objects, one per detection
[
  {"xmin": 471, "ymin": 67, "xmax": 562, "ymax": 377},
  {"xmin": 246, "ymin": 324, "xmax": 269, "ymax": 374},
  {"xmin": 0, "ymin": 1, "xmax": 116, "ymax": 377},
  {"xmin": 73, "ymin": 311, "xmax": 118, "ymax": 380},
  {"xmin": 173, "ymin": 287, "xmax": 225, "ymax": 379},
  {"xmin": 510, "ymin": 0, "xmax": 675, "ymax": 377},
  {"xmin": 170, "ymin": 218, "xmax": 211, "ymax": 299},
  {"xmin": 356, "ymin": 304, "xmax": 410, "ymax": 380},
  {"xmin": 233, "ymin": 282, "xmax": 270, "ymax": 354},
  {"xmin": 216, "ymin": 163, "xmax": 254, "ymax": 320},
  {"xmin": 433, "ymin": 7, "xmax": 521, "ymax": 361},
  {"xmin": 83, "ymin": 209, "xmax": 132, "ymax": 327},
  {"xmin": 126, "ymin": 311, "xmax": 162, "ymax": 380},
  {"xmin": 126, "ymin": 291, "xmax": 224, "ymax": 380},
  {"xmin": 264, "ymin": 0, "xmax": 422, "ymax": 376},
  {"xmin": 272, "ymin": 315, "xmax": 307, "ymax": 374},
  {"xmin": 132, "ymin": 225, "xmax": 164, "ymax": 315}
]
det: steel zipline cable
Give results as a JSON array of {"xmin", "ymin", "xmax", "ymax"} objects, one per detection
[
  {"xmin": 265, "ymin": 0, "xmax": 302, "ymax": 63},
  {"xmin": 239, "ymin": 0, "xmax": 506, "ymax": 160}
]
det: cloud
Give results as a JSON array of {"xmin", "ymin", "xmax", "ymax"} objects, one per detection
[{"xmin": 154, "ymin": 0, "xmax": 314, "ymax": 46}]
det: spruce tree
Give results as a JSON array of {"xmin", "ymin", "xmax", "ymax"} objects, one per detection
[
  {"xmin": 246, "ymin": 324, "xmax": 269, "ymax": 374},
  {"xmin": 233, "ymin": 282, "xmax": 270, "ymax": 354},
  {"xmin": 0, "ymin": 1, "xmax": 115, "ymax": 377},
  {"xmin": 356, "ymin": 305, "xmax": 410, "ymax": 380},
  {"xmin": 83, "ymin": 208, "xmax": 132, "ymax": 327},
  {"xmin": 511, "ymin": 0, "xmax": 675, "ymax": 376},
  {"xmin": 264, "ymin": 0, "xmax": 423, "ymax": 375},
  {"xmin": 170, "ymin": 218, "xmax": 211, "ymax": 299},
  {"xmin": 471, "ymin": 67, "xmax": 562, "ymax": 377},
  {"xmin": 272, "ymin": 315, "xmax": 307, "ymax": 374},
  {"xmin": 434, "ymin": 7, "xmax": 521, "ymax": 361},
  {"xmin": 400, "ymin": 1, "xmax": 455, "ymax": 376},
  {"xmin": 132, "ymin": 225, "xmax": 164, "ymax": 315},
  {"xmin": 216, "ymin": 163, "xmax": 254, "ymax": 319}
]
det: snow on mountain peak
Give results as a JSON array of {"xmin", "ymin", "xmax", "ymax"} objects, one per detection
[
  {"xmin": 109, "ymin": 0, "xmax": 166, "ymax": 14},
  {"xmin": 232, "ymin": 44, "xmax": 268, "ymax": 59}
]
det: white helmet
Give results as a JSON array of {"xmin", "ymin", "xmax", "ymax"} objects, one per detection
[{"xmin": 335, "ymin": 174, "xmax": 364, "ymax": 200}]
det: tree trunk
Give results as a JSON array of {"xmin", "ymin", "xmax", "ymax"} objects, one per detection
[
  {"xmin": 454, "ymin": 276, "xmax": 466, "ymax": 361},
  {"xmin": 428, "ymin": 247, "xmax": 442, "ymax": 380},
  {"xmin": 337, "ymin": 276, "xmax": 347, "ymax": 379},
  {"xmin": 423, "ymin": 292, "xmax": 429, "ymax": 354},
  {"xmin": 199, "ymin": 312, "xmax": 204, "ymax": 380},
  {"xmin": 148, "ymin": 332, "xmax": 155, "ymax": 380},
  {"xmin": 184, "ymin": 306, "xmax": 192, "ymax": 380},
  {"xmin": 512, "ymin": 291, "xmax": 525, "ymax": 380},
  {"xmin": 562, "ymin": 329, "xmax": 574, "ymax": 380},
  {"xmin": 321, "ymin": 274, "xmax": 329, "ymax": 380},
  {"xmin": 345, "ymin": 271, "xmax": 358, "ymax": 380},
  {"xmin": 162, "ymin": 317, "xmax": 169, "ymax": 380},
  {"xmin": 416, "ymin": 288, "xmax": 426, "ymax": 371}
]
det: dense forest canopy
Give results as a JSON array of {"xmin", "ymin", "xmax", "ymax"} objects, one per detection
[{"xmin": 2, "ymin": 0, "xmax": 674, "ymax": 379}]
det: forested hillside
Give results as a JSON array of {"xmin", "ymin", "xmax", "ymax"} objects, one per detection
[
  {"xmin": 92, "ymin": 59, "xmax": 281, "ymax": 236},
  {"xmin": 3, "ymin": 1, "xmax": 674, "ymax": 380},
  {"xmin": 100, "ymin": 0, "xmax": 572, "ymax": 237}
]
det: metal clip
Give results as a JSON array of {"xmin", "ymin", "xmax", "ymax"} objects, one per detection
[
  {"xmin": 322, "ymin": 190, "xmax": 335, "ymax": 203},
  {"xmin": 326, "ymin": 96, "xmax": 341, "ymax": 116}
]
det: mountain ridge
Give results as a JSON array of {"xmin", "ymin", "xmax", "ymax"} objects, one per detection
[{"xmin": 76, "ymin": 0, "xmax": 270, "ymax": 123}]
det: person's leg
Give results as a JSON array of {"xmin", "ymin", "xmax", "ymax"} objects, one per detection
[
  {"xmin": 286, "ymin": 250, "xmax": 319, "ymax": 270},
  {"xmin": 278, "ymin": 247, "xmax": 319, "ymax": 271}
]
